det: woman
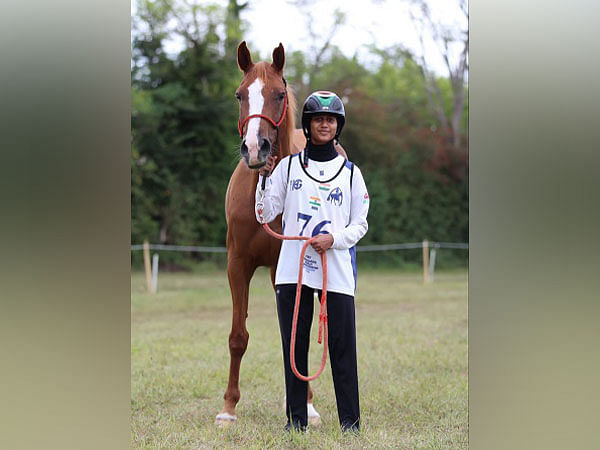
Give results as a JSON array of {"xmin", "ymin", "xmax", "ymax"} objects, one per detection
[{"xmin": 255, "ymin": 91, "xmax": 369, "ymax": 433}]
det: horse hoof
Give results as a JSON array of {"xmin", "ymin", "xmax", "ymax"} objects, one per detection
[
  {"xmin": 282, "ymin": 397, "xmax": 321, "ymax": 426},
  {"xmin": 215, "ymin": 412, "xmax": 237, "ymax": 426},
  {"xmin": 307, "ymin": 403, "xmax": 321, "ymax": 427}
]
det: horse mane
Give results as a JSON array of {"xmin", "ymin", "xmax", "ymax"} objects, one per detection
[
  {"xmin": 280, "ymin": 83, "xmax": 296, "ymax": 158},
  {"xmin": 253, "ymin": 62, "xmax": 269, "ymax": 83}
]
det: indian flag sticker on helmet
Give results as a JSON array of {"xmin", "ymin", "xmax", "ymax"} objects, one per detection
[{"xmin": 316, "ymin": 92, "xmax": 334, "ymax": 106}]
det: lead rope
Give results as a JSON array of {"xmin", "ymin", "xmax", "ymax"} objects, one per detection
[{"xmin": 256, "ymin": 180, "xmax": 328, "ymax": 382}]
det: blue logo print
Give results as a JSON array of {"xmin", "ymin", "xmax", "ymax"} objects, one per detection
[
  {"xmin": 327, "ymin": 187, "xmax": 343, "ymax": 206},
  {"xmin": 290, "ymin": 179, "xmax": 303, "ymax": 191}
]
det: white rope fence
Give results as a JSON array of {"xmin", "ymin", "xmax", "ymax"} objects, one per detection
[
  {"xmin": 131, "ymin": 241, "xmax": 468, "ymax": 252},
  {"xmin": 131, "ymin": 244, "xmax": 227, "ymax": 252},
  {"xmin": 132, "ymin": 240, "xmax": 468, "ymax": 293}
]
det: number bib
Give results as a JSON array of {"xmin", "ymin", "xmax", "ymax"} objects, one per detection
[{"xmin": 276, "ymin": 154, "xmax": 357, "ymax": 296}]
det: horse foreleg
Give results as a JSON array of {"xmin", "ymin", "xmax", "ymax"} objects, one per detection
[
  {"xmin": 270, "ymin": 266, "xmax": 321, "ymax": 426},
  {"xmin": 216, "ymin": 256, "xmax": 254, "ymax": 426}
]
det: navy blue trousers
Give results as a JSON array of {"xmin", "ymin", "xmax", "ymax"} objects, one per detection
[{"xmin": 276, "ymin": 283, "xmax": 360, "ymax": 430}]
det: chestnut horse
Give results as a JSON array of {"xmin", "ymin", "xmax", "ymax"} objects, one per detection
[{"xmin": 215, "ymin": 41, "xmax": 346, "ymax": 426}]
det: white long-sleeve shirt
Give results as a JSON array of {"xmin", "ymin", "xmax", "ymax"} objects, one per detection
[{"xmin": 255, "ymin": 151, "xmax": 369, "ymax": 295}]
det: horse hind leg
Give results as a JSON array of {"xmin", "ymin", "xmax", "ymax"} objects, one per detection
[
  {"xmin": 215, "ymin": 256, "xmax": 254, "ymax": 426},
  {"xmin": 280, "ymin": 391, "xmax": 321, "ymax": 427},
  {"xmin": 270, "ymin": 266, "xmax": 321, "ymax": 427},
  {"xmin": 307, "ymin": 384, "xmax": 321, "ymax": 426}
]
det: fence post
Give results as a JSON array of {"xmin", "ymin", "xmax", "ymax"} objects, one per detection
[
  {"xmin": 429, "ymin": 245, "xmax": 437, "ymax": 282},
  {"xmin": 422, "ymin": 240, "xmax": 430, "ymax": 284},
  {"xmin": 151, "ymin": 253, "xmax": 159, "ymax": 293},
  {"xmin": 143, "ymin": 240, "xmax": 153, "ymax": 293}
]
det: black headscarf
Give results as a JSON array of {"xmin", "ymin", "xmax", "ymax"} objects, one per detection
[{"xmin": 306, "ymin": 140, "xmax": 337, "ymax": 162}]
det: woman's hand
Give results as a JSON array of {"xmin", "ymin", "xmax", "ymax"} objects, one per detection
[
  {"xmin": 259, "ymin": 155, "xmax": 278, "ymax": 177},
  {"xmin": 311, "ymin": 234, "xmax": 334, "ymax": 254}
]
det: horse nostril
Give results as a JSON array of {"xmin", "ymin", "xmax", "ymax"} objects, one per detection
[
  {"xmin": 240, "ymin": 140, "xmax": 248, "ymax": 156},
  {"xmin": 259, "ymin": 138, "xmax": 271, "ymax": 154}
]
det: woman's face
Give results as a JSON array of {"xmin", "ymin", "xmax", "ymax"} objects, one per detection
[{"xmin": 310, "ymin": 115, "xmax": 337, "ymax": 145}]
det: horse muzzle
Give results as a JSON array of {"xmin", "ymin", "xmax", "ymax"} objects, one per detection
[{"xmin": 240, "ymin": 137, "xmax": 271, "ymax": 169}]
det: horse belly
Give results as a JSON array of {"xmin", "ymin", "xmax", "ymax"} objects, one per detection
[{"xmin": 249, "ymin": 221, "xmax": 282, "ymax": 268}]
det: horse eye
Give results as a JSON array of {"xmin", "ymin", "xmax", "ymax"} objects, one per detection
[
  {"xmin": 278, "ymin": 92, "xmax": 285, "ymax": 101},
  {"xmin": 235, "ymin": 93, "xmax": 241, "ymax": 101}
]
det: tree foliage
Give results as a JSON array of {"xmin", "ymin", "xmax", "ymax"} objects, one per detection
[{"xmin": 131, "ymin": 0, "xmax": 468, "ymax": 269}]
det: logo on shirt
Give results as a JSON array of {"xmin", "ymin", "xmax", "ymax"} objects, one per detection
[
  {"xmin": 327, "ymin": 187, "xmax": 343, "ymax": 206},
  {"xmin": 303, "ymin": 254, "xmax": 319, "ymax": 273},
  {"xmin": 290, "ymin": 179, "xmax": 303, "ymax": 191},
  {"xmin": 318, "ymin": 182, "xmax": 330, "ymax": 192},
  {"xmin": 363, "ymin": 192, "xmax": 369, "ymax": 204}
]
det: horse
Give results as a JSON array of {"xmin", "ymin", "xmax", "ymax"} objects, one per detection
[{"xmin": 215, "ymin": 41, "xmax": 346, "ymax": 426}]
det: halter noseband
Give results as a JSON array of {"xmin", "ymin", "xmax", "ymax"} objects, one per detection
[{"xmin": 237, "ymin": 77, "xmax": 288, "ymax": 138}]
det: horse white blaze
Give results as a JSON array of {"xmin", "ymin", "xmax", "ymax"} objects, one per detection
[{"xmin": 245, "ymin": 77, "xmax": 264, "ymax": 164}]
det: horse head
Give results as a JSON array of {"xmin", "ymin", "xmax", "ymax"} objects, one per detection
[{"xmin": 236, "ymin": 41, "xmax": 294, "ymax": 169}]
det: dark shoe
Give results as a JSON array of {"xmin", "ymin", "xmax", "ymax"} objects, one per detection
[
  {"xmin": 284, "ymin": 422, "xmax": 307, "ymax": 433},
  {"xmin": 341, "ymin": 423, "xmax": 360, "ymax": 435}
]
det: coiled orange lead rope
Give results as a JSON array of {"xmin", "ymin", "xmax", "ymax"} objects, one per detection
[{"xmin": 257, "ymin": 185, "xmax": 329, "ymax": 382}]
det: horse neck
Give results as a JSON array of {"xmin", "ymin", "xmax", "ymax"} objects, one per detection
[
  {"xmin": 276, "ymin": 121, "xmax": 293, "ymax": 160},
  {"xmin": 274, "ymin": 93, "xmax": 295, "ymax": 162}
]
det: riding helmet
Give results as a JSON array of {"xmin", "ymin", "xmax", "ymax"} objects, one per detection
[{"xmin": 301, "ymin": 91, "xmax": 346, "ymax": 141}]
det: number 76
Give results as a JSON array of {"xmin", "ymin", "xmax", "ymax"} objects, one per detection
[{"xmin": 297, "ymin": 213, "xmax": 331, "ymax": 237}]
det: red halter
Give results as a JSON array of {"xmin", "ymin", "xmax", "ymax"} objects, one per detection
[{"xmin": 237, "ymin": 90, "xmax": 288, "ymax": 138}]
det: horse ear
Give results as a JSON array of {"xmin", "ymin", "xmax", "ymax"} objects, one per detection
[
  {"xmin": 271, "ymin": 42, "xmax": 285, "ymax": 73},
  {"xmin": 237, "ymin": 41, "xmax": 254, "ymax": 73}
]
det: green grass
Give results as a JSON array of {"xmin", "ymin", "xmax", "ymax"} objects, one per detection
[{"xmin": 132, "ymin": 268, "xmax": 468, "ymax": 449}]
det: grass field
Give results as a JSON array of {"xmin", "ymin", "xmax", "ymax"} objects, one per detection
[{"xmin": 131, "ymin": 268, "xmax": 468, "ymax": 449}]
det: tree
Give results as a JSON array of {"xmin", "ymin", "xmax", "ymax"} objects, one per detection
[
  {"xmin": 286, "ymin": 0, "xmax": 347, "ymax": 111},
  {"xmin": 407, "ymin": 0, "xmax": 468, "ymax": 150},
  {"xmin": 130, "ymin": 0, "xmax": 468, "ymax": 269},
  {"xmin": 131, "ymin": 0, "xmax": 242, "ymax": 266}
]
